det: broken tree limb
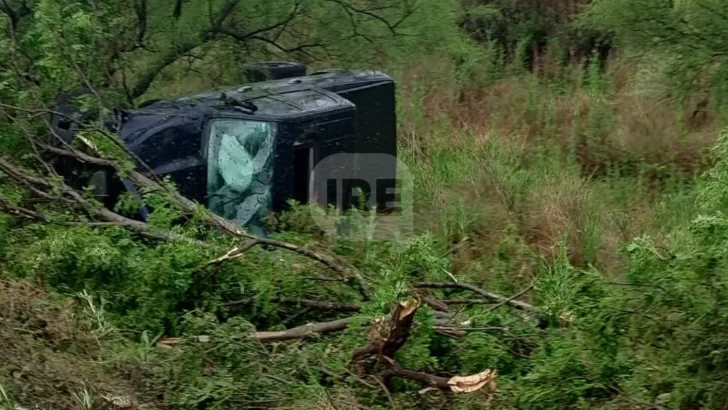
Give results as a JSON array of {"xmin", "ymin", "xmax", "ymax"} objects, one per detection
[
  {"xmin": 159, "ymin": 317, "xmax": 354, "ymax": 346},
  {"xmin": 240, "ymin": 236, "xmax": 357, "ymax": 282},
  {"xmin": 252, "ymin": 317, "xmax": 353, "ymax": 342},
  {"xmin": 0, "ymin": 157, "xmax": 189, "ymax": 243},
  {"xmin": 441, "ymin": 236, "xmax": 471, "ymax": 258},
  {"xmin": 197, "ymin": 240, "xmax": 260, "ymax": 272},
  {"xmin": 352, "ymin": 298, "xmax": 421, "ymax": 362},
  {"xmin": 422, "ymin": 295, "xmax": 450, "ymax": 312},
  {"xmin": 200, "ymin": 234, "xmax": 370, "ymax": 300},
  {"xmin": 440, "ymin": 299, "xmax": 497, "ymax": 305},
  {"xmin": 0, "ymin": 198, "xmax": 52, "ymax": 222},
  {"xmin": 485, "ymin": 284, "xmax": 534, "ymax": 313},
  {"xmin": 5, "ymin": 145, "xmax": 370, "ymax": 298},
  {"xmin": 416, "ymin": 281, "xmax": 537, "ymax": 312},
  {"xmin": 382, "ymin": 357, "xmax": 498, "ymax": 393},
  {"xmin": 385, "ymin": 366, "xmax": 451, "ymax": 390},
  {"xmin": 223, "ymin": 297, "xmax": 362, "ymax": 312}
]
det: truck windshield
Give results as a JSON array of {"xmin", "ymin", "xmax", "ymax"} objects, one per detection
[{"xmin": 206, "ymin": 119, "xmax": 276, "ymax": 233}]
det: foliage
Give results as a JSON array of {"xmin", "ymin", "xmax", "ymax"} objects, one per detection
[
  {"xmin": 5, "ymin": 0, "xmax": 728, "ymax": 409},
  {"xmin": 582, "ymin": 0, "xmax": 728, "ymax": 116}
]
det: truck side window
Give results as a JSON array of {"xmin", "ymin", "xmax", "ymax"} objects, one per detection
[{"xmin": 206, "ymin": 119, "xmax": 276, "ymax": 232}]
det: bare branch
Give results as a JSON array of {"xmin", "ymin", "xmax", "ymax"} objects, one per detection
[
  {"xmin": 224, "ymin": 297, "xmax": 362, "ymax": 312},
  {"xmin": 383, "ymin": 358, "xmax": 498, "ymax": 393},
  {"xmin": 129, "ymin": 0, "xmax": 241, "ymax": 99},
  {"xmin": 485, "ymin": 284, "xmax": 534, "ymax": 313},
  {"xmin": 129, "ymin": 41, "xmax": 202, "ymax": 99},
  {"xmin": 384, "ymin": 363, "xmax": 452, "ymax": 390},
  {"xmin": 0, "ymin": 198, "xmax": 51, "ymax": 222},
  {"xmin": 252, "ymin": 317, "xmax": 353, "ymax": 342},
  {"xmin": 246, "ymin": 35, "xmax": 325, "ymax": 60},
  {"xmin": 157, "ymin": 317, "xmax": 352, "ymax": 346},
  {"xmin": 0, "ymin": 157, "xmax": 196, "ymax": 244},
  {"xmin": 416, "ymin": 282, "xmax": 538, "ymax": 312},
  {"xmin": 197, "ymin": 240, "xmax": 260, "ymax": 271}
]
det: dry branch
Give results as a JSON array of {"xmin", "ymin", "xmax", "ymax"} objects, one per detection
[
  {"xmin": 253, "ymin": 317, "xmax": 353, "ymax": 342},
  {"xmin": 416, "ymin": 282, "xmax": 537, "ymax": 312},
  {"xmin": 353, "ymin": 298, "xmax": 421, "ymax": 361},
  {"xmin": 383, "ymin": 357, "xmax": 498, "ymax": 393},
  {"xmin": 440, "ymin": 299, "xmax": 497, "ymax": 305},
  {"xmin": 485, "ymin": 284, "xmax": 534, "ymax": 313},
  {"xmin": 158, "ymin": 317, "xmax": 352, "ymax": 347},
  {"xmin": 197, "ymin": 240, "xmax": 260, "ymax": 271},
  {"xmin": 223, "ymin": 297, "xmax": 362, "ymax": 312}
]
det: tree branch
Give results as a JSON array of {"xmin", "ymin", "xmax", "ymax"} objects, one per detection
[
  {"xmin": 129, "ymin": 0, "xmax": 241, "ymax": 99},
  {"xmin": 129, "ymin": 41, "xmax": 202, "ymax": 99},
  {"xmin": 10, "ymin": 138, "xmax": 370, "ymax": 298},
  {"xmin": 382, "ymin": 358, "xmax": 498, "ymax": 393},
  {"xmin": 224, "ymin": 297, "xmax": 362, "ymax": 312},
  {"xmin": 416, "ymin": 282, "xmax": 537, "ymax": 312},
  {"xmin": 485, "ymin": 284, "xmax": 534, "ymax": 313},
  {"xmin": 252, "ymin": 317, "xmax": 353, "ymax": 342},
  {"xmin": 0, "ymin": 157, "xmax": 198, "ymax": 244}
]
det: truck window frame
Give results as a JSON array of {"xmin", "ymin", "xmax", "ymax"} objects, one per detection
[{"xmin": 202, "ymin": 117, "xmax": 279, "ymax": 227}]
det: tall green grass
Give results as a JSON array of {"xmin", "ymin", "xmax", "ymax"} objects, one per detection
[{"xmin": 392, "ymin": 54, "xmax": 711, "ymax": 290}]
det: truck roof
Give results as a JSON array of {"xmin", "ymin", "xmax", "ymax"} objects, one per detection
[
  {"xmin": 134, "ymin": 70, "xmax": 392, "ymax": 119},
  {"xmin": 119, "ymin": 69, "xmax": 392, "ymax": 156}
]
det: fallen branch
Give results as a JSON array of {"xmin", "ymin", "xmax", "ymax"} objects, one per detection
[
  {"xmin": 352, "ymin": 298, "xmax": 421, "ymax": 361},
  {"xmin": 242, "ymin": 235, "xmax": 357, "ymax": 283},
  {"xmin": 416, "ymin": 282, "xmax": 537, "ymax": 312},
  {"xmin": 197, "ymin": 240, "xmax": 260, "ymax": 271},
  {"xmin": 223, "ymin": 297, "xmax": 362, "ymax": 312},
  {"xmin": 0, "ymin": 157, "xmax": 191, "ymax": 243},
  {"xmin": 440, "ymin": 299, "xmax": 497, "ymax": 305},
  {"xmin": 5, "ymin": 146, "xmax": 369, "ymax": 297},
  {"xmin": 421, "ymin": 295, "xmax": 450, "ymax": 312},
  {"xmin": 485, "ymin": 284, "xmax": 534, "ymax": 313},
  {"xmin": 441, "ymin": 236, "xmax": 471, "ymax": 258},
  {"xmin": 383, "ymin": 357, "xmax": 498, "ymax": 393},
  {"xmin": 202, "ymin": 235, "xmax": 370, "ymax": 299},
  {"xmin": 159, "ymin": 317, "xmax": 354, "ymax": 347},
  {"xmin": 0, "ymin": 198, "xmax": 52, "ymax": 222},
  {"xmin": 253, "ymin": 317, "xmax": 353, "ymax": 342}
]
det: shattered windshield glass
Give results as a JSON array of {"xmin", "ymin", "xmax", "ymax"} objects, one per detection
[{"xmin": 206, "ymin": 119, "xmax": 276, "ymax": 234}]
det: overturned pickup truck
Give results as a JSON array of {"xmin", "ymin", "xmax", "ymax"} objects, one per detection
[{"xmin": 51, "ymin": 63, "xmax": 398, "ymax": 235}]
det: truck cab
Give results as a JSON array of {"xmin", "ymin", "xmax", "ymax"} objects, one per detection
[{"xmin": 52, "ymin": 67, "xmax": 398, "ymax": 235}]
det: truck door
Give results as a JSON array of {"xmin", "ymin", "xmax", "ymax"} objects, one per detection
[{"xmin": 277, "ymin": 113, "xmax": 356, "ymax": 212}]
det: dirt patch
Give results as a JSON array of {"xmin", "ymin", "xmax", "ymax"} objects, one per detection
[{"xmin": 0, "ymin": 279, "xmax": 150, "ymax": 410}]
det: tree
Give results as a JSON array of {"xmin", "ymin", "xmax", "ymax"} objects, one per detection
[
  {"xmin": 0, "ymin": 0, "xmax": 421, "ymax": 105},
  {"xmin": 582, "ymin": 0, "xmax": 728, "ymax": 112}
]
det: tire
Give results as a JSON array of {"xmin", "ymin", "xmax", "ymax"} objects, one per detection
[{"xmin": 243, "ymin": 61, "xmax": 306, "ymax": 82}]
